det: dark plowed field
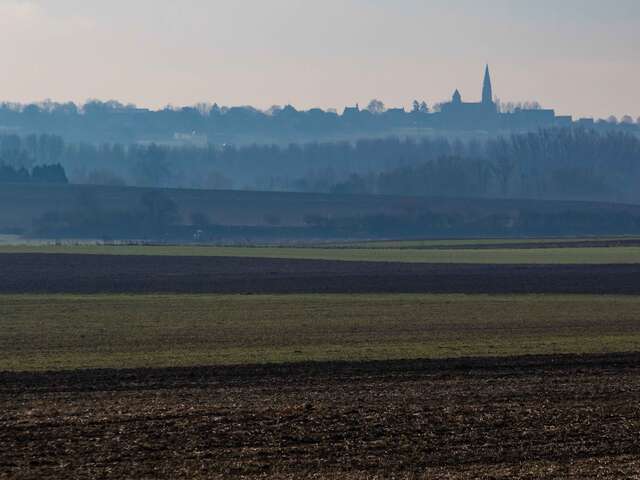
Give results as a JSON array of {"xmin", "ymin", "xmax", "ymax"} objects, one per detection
[
  {"xmin": 2, "ymin": 353, "xmax": 640, "ymax": 479},
  {"xmin": 2, "ymin": 252, "xmax": 640, "ymax": 294}
]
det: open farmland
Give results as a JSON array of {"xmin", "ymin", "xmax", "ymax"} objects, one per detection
[
  {"xmin": 2, "ymin": 253, "xmax": 640, "ymax": 294},
  {"xmin": 1, "ymin": 242, "xmax": 640, "ymax": 264},
  {"xmin": 347, "ymin": 236, "xmax": 640, "ymax": 249},
  {"xmin": 3, "ymin": 182, "xmax": 640, "ymax": 234},
  {"xmin": 2, "ymin": 240, "xmax": 640, "ymax": 478},
  {"xmin": 2, "ymin": 294, "xmax": 640, "ymax": 371},
  {"xmin": 2, "ymin": 354, "xmax": 640, "ymax": 479}
]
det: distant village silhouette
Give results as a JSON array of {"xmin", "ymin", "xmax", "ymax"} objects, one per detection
[
  {"xmin": 1, "ymin": 65, "xmax": 636, "ymax": 146},
  {"xmin": 345, "ymin": 65, "xmax": 573, "ymax": 131}
]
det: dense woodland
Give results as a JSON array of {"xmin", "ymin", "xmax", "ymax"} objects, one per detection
[
  {"xmin": 0, "ymin": 163, "xmax": 67, "ymax": 184},
  {"xmin": 1, "ymin": 128, "xmax": 640, "ymax": 204}
]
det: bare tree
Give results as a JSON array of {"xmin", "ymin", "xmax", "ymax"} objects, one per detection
[
  {"xmin": 498, "ymin": 101, "xmax": 542, "ymax": 113},
  {"xmin": 491, "ymin": 157, "xmax": 515, "ymax": 196},
  {"xmin": 431, "ymin": 102, "xmax": 445, "ymax": 113},
  {"xmin": 411, "ymin": 100, "xmax": 429, "ymax": 113},
  {"xmin": 366, "ymin": 99, "xmax": 385, "ymax": 115}
]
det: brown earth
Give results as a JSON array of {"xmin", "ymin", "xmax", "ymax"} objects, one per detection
[
  {"xmin": 2, "ymin": 353, "xmax": 640, "ymax": 479},
  {"xmin": 2, "ymin": 252, "xmax": 640, "ymax": 294}
]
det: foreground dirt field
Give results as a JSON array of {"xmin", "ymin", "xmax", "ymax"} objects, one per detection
[
  {"xmin": 2, "ymin": 253, "xmax": 640, "ymax": 294},
  {"xmin": 2, "ymin": 353, "xmax": 640, "ymax": 479}
]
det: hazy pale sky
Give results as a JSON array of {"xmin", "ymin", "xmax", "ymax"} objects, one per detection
[{"xmin": 1, "ymin": 0, "xmax": 638, "ymax": 119}]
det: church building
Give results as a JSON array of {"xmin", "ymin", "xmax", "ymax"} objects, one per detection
[
  {"xmin": 435, "ymin": 65, "xmax": 567, "ymax": 131},
  {"xmin": 439, "ymin": 65, "xmax": 499, "ymax": 128}
]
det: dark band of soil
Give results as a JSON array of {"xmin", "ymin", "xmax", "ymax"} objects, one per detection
[
  {"xmin": 3, "ymin": 353, "xmax": 640, "ymax": 479},
  {"xmin": 2, "ymin": 352, "xmax": 638, "ymax": 393},
  {"xmin": 2, "ymin": 252, "xmax": 640, "ymax": 294}
]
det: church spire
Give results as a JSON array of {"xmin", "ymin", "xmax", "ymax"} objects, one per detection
[{"xmin": 482, "ymin": 64, "xmax": 493, "ymax": 105}]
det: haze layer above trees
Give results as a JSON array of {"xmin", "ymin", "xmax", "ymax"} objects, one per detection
[{"xmin": 1, "ymin": 128, "xmax": 639, "ymax": 205}]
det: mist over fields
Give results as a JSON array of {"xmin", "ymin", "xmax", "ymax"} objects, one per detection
[
  {"xmin": 0, "ymin": 2, "xmax": 638, "ymax": 241},
  {"xmin": 1, "ymin": 126, "xmax": 640, "ymax": 200},
  {"xmin": 5, "ymin": 4, "xmax": 640, "ymax": 479},
  {"xmin": 2, "ymin": 122, "xmax": 640, "ymax": 241}
]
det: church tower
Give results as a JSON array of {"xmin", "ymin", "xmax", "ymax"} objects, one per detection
[{"xmin": 482, "ymin": 65, "xmax": 493, "ymax": 105}]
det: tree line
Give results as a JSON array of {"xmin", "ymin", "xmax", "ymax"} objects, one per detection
[
  {"xmin": 327, "ymin": 128, "xmax": 640, "ymax": 202},
  {"xmin": 2, "ymin": 128, "xmax": 640, "ymax": 203},
  {"xmin": 0, "ymin": 163, "xmax": 68, "ymax": 184}
]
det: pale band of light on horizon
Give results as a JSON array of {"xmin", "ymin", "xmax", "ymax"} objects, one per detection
[{"xmin": 0, "ymin": 0, "xmax": 638, "ymax": 119}]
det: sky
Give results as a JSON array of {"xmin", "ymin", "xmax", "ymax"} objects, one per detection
[{"xmin": 0, "ymin": 0, "xmax": 638, "ymax": 119}]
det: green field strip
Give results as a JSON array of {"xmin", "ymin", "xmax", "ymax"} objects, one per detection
[
  {"xmin": 2, "ymin": 294, "xmax": 640, "ymax": 371},
  {"xmin": 340, "ymin": 236, "xmax": 640, "ymax": 249},
  {"xmin": 1, "ymin": 244, "xmax": 640, "ymax": 263}
]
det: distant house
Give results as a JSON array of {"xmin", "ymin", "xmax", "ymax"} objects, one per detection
[
  {"xmin": 384, "ymin": 107, "xmax": 406, "ymax": 117},
  {"xmin": 554, "ymin": 115, "xmax": 573, "ymax": 127},
  {"xmin": 342, "ymin": 104, "xmax": 360, "ymax": 117},
  {"xmin": 577, "ymin": 118, "xmax": 596, "ymax": 127}
]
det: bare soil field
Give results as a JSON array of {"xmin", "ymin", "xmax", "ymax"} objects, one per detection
[
  {"xmin": 2, "ymin": 353, "xmax": 640, "ymax": 479},
  {"xmin": 2, "ymin": 252, "xmax": 640, "ymax": 294}
]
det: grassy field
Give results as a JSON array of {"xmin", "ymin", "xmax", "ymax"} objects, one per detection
[
  {"xmin": 2, "ymin": 293, "xmax": 640, "ymax": 371},
  {"xmin": 1, "ymin": 243, "xmax": 640, "ymax": 263},
  {"xmin": 5, "ymin": 235, "xmax": 637, "ymax": 248},
  {"xmin": 346, "ymin": 236, "xmax": 640, "ymax": 248}
]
